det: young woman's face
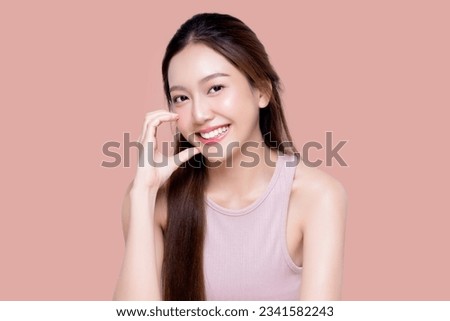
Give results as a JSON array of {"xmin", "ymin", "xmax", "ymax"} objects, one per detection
[{"xmin": 168, "ymin": 43, "xmax": 269, "ymax": 162}]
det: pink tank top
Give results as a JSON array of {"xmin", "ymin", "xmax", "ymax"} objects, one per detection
[{"xmin": 203, "ymin": 154, "xmax": 302, "ymax": 300}]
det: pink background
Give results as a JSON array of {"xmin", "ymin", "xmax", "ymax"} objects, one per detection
[{"xmin": 1, "ymin": 1, "xmax": 449, "ymax": 300}]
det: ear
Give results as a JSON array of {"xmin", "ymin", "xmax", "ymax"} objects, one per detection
[{"xmin": 258, "ymin": 82, "xmax": 272, "ymax": 108}]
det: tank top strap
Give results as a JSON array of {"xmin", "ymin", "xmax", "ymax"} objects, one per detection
[{"xmin": 273, "ymin": 153, "xmax": 298, "ymax": 214}]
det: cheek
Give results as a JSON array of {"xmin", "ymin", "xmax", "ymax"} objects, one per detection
[
  {"xmin": 173, "ymin": 110, "xmax": 192, "ymax": 136},
  {"xmin": 222, "ymin": 88, "xmax": 259, "ymax": 114},
  {"xmin": 219, "ymin": 90, "xmax": 241, "ymax": 114}
]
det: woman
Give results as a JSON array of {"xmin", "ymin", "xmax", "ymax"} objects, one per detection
[{"xmin": 113, "ymin": 13, "xmax": 347, "ymax": 301}]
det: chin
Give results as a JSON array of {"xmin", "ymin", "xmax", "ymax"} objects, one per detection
[
  {"xmin": 200, "ymin": 144, "xmax": 239, "ymax": 168},
  {"xmin": 201, "ymin": 150, "xmax": 227, "ymax": 164}
]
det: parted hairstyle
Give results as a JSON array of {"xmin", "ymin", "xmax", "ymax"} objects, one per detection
[{"xmin": 161, "ymin": 12, "xmax": 298, "ymax": 300}]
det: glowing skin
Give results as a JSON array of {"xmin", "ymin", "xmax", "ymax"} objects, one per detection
[
  {"xmin": 115, "ymin": 40, "xmax": 347, "ymax": 302},
  {"xmin": 167, "ymin": 43, "xmax": 270, "ymax": 162}
]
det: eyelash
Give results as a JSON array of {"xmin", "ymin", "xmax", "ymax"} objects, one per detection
[
  {"xmin": 208, "ymin": 84, "xmax": 224, "ymax": 94},
  {"xmin": 172, "ymin": 95, "xmax": 188, "ymax": 104},
  {"xmin": 171, "ymin": 85, "xmax": 225, "ymax": 104}
]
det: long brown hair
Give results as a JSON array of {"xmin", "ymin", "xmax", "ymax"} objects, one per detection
[{"xmin": 161, "ymin": 13, "xmax": 298, "ymax": 300}]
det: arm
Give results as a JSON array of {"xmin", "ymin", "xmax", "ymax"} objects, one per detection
[
  {"xmin": 299, "ymin": 176, "xmax": 347, "ymax": 300},
  {"xmin": 112, "ymin": 110, "xmax": 199, "ymax": 300},
  {"xmin": 112, "ymin": 183, "xmax": 165, "ymax": 300}
]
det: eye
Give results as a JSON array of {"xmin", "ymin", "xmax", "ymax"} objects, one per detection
[
  {"xmin": 171, "ymin": 95, "xmax": 188, "ymax": 104},
  {"xmin": 208, "ymin": 85, "xmax": 224, "ymax": 94}
]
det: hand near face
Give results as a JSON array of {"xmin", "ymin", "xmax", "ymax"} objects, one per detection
[{"xmin": 132, "ymin": 110, "xmax": 200, "ymax": 190}]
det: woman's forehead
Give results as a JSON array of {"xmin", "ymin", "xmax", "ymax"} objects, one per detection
[{"xmin": 167, "ymin": 43, "xmax": 240, "ymax": 86}]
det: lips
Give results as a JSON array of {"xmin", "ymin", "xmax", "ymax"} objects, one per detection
[
  {"xmin": 195, "ymin": 124, "xmax": 230, "ymax": 143},
  {"xmin": 198, "ymin": 125, "xmax": 229, "ymax": 139}
]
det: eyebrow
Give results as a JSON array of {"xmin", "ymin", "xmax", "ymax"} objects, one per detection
[{"xmin": 169, "ymin": 72, "xmax": 230, "ymax": 93}]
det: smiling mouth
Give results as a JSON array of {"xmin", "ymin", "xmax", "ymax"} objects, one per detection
[{"xmin": 197, "ymin": 125, "xmax": 230, "ymax": 140}]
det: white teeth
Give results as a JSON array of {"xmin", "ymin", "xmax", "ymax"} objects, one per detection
[{"xmin": 199, "ymin": 125, "xmax": 229, "ymax": 139}]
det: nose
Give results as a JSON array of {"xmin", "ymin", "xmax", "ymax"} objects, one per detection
[{"xmin": 191, "ymin": 97, "xmax": 213, "ymax": 124}]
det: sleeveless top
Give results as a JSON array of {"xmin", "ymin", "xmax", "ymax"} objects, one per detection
[{"xmin": 203, "ymin": 154, "xmax": 302, "ymax": 300}]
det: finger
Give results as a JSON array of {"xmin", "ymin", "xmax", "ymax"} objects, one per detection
[
  {"xmin": 139, "ymin": 111, "xmax": 178, "ymax": 144},
  {"xmin": 139, "ymin": 110, "xmax": 174, "ymax": 144},
  {"xmin": 143, "ymin": 113, "xmax": 179, "ymax": 146},
  {"xmin": 139, "ymin": 109, "xmax": 178, "ymax": 143},
  {"xmin": 169, "ymin": 147, "xmax": 201, "ymax": 172}
]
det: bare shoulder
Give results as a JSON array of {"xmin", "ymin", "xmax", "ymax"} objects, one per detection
[
  {"xmin": 289, "ymin": 158, "xmax": 347, "ymax": 300},
  {"xmin": 290, "ymin": 157, "xmax": 348, "ymax": 226}
]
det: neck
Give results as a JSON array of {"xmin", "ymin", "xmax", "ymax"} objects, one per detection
[{"xmin": 205, "ymin": 144, "xmax": 279, "ymax": 201}]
